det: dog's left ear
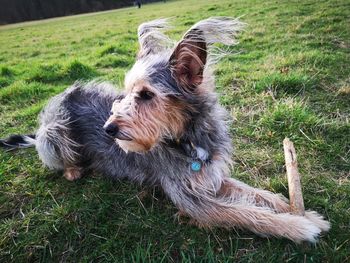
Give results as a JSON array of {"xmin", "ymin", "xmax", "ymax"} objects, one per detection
[
  {"xmin": 170, "ymin": 30, "xmax": 207, "ymax": 92},
  {"xmin": 170, "ymin": 17, "xmax": 246, "ymax": 92}
]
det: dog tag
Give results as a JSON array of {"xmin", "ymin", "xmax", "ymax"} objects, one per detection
[{"xmin": 191, "ymin": 161, "xmax": 201, "ymax": 172}]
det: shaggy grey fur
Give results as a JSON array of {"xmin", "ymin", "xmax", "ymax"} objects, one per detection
[{"xmin": 37, "ymin": 80, "xmax": 231, "ymax": 186}]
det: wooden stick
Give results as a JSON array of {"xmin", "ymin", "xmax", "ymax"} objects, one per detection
[{"xmin": 283, "ymin": 138, "xmax": 305, "ymax": 216}]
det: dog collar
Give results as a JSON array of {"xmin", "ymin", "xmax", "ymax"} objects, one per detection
[{"xmin": 165, "ymin": 138, "xmax": 210, "ymax": 172}]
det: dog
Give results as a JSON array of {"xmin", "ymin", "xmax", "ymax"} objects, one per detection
[{"xmin": 0, "ymin": 17, "xmax": 330, "ymax": 243}]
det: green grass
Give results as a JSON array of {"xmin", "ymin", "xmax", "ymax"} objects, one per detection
[{"xmin": 0, "ymin": 0, "xmax": 349, "ymax": 261}]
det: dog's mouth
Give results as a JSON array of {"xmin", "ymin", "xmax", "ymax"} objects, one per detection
[
  {"xmin": 116, "ymin": 136, "xmax": 151, "ymax": 153},
  {"xmin": 115, "ymin": 131, "xmax": 132, "ymax": 141}
]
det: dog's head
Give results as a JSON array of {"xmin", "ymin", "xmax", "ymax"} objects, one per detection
[{"xmin": 103, "ymin": 17, "xmax": 244, "ymax": 153}]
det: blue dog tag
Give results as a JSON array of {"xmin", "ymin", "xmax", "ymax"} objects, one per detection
[{"xmin": 191, "ymin": 161, "xmax": 201, "ymax": 172}]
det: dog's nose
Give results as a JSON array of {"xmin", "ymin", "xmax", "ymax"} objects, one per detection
[{"xmin": 104, "ymin": 123, "xmax": 119, "ymax": 137}]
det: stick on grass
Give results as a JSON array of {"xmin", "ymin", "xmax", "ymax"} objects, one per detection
[{"xmin": 283, "ymin": 138, "xmax": 305, "ymax": 216}]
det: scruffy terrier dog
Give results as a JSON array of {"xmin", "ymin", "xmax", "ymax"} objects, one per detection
[{"xmin": 0, "ymin": 18, "xmax": 329, "ymax": 242}]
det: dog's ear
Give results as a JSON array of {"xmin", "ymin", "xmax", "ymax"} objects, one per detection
[
  {"xmin": 137, "ymin": 19, "xmax": 172, "ymax": 58},
  {"xmin": 170, "ymin": 30, "xmax": 207, "ymax": 91},
  {"xmin": 170, "ymin": 17, "xmax": 245, "ymax": 92}
]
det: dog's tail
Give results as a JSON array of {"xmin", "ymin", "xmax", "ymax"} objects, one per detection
[{"xmin": 0, "ymin": 134, "xmax": 36, "ymax": 150}]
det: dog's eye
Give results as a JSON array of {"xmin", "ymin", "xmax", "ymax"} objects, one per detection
[{"xmin": 138, "ymin": 90, "xmax": 154, "ymax": 101}]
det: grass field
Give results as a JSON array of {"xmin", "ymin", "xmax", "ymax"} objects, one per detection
[{"xmin": 0, "ymin": 0, "xmax": 349, "ymax": 262}]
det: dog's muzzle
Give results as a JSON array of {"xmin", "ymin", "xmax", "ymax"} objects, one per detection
[
  {"xmin": 103, "ymin": 123, "xmax": 132, "ymax": 141},
  {"xmin": 104, "ymin": 123, "xmax": 119, "ymax": 137}
]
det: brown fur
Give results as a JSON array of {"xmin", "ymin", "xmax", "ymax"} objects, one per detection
[
  {"xmin": 170, "ymin": 35, "xmax": 207, "ymax": 92},
  {"xmin": 106, "ymin": 82, "xmax": 189, "ymax": 152}
]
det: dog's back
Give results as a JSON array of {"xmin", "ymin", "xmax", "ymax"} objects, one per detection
[{"xmin": 36, "ymin": 82, "xmax": 143, "ymax": 179}]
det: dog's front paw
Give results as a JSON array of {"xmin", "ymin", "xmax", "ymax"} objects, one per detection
[{"xmin": 304, "ymin": 210, "xmax": 330, "ymax": 233}]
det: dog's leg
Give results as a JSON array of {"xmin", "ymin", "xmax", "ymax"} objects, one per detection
[
  {"xmin": 219, "ymin": 178, "xmax": 329, "ymax": 233},
  {"xmin": 162, "ymin": 177, "xmax": 330, "ymax": 243},
  {"xmin": 63, "ymin": 166, "xmax": 82, "ymax": 181},
  {"xmin": 219, "ymin": 178, "xmax": 291, "ymax": 213}
]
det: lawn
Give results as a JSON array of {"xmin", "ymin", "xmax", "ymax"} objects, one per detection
[{"xmin": 0, "ymin": 0, "xmax": 349, "ymax": 262}]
